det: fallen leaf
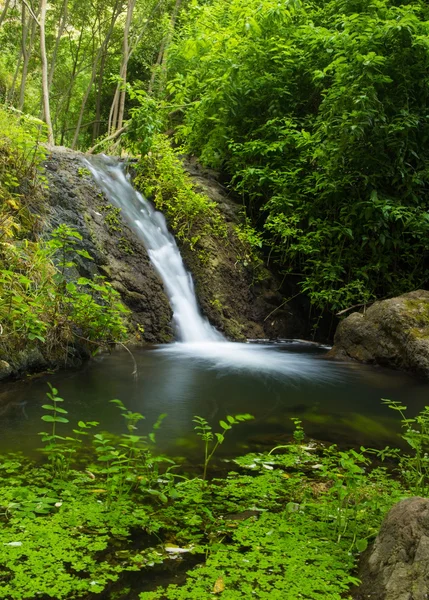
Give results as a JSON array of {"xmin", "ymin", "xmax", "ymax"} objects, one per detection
[
  {"xmin": 165, "ymin": 544, "xmax": 192, "ymax": 554},
  {"xmin": 213, "ymin": 577, "xmax": 225, "ymax": 594}
]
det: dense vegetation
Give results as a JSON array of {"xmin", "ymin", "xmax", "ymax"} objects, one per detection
[
  {"xmin": 1, "ymin": 384, "xmax": 428, "ymax": 599},
  {"xmin": 163, "ymin": 0, "xmax": 429, "ymax": 312},
  {"xmin": 0, "ymin": 106, "xmax": 129, "ymax": 370},
  {"xmin": 2, "ymin": 0, "xmax": 429, "ymax": 316},
  {"xmin": 2, "ymin": 1, "xmax": 429, "ymax": 597}
]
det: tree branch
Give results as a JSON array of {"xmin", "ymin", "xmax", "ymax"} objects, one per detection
[
  {"xmin": 87, "ymin": 125, "xmax": 127, "ymax": 154},
  {"xmin": 22, "ymin": 0, "xmax": 40, "ymax": 25}
]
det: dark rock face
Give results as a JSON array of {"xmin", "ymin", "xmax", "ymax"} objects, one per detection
[
  {"xmin": 329, "ymin": 291, "xmax": 429, "ymax": 378},
  {"xmin": 181, "ymin": 158, "xmax": 307, "ymax": 340},
  {"xmin": 355, "ymin": 497, "xmax": 429, "ymax": 600},
  {"xmin": 44, "ymin": 148, "xmax": 173, "ymax": 344}
]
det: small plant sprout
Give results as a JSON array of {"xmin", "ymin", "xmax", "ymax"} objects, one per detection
[{"xmin": 193, "ymin": 414, "xmax": 254, "ymax": 481}]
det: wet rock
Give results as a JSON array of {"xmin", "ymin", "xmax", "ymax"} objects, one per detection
[
  {"xmin": 0, "ymin": 360, "xmax": 12, "ymax": 381},
  {"xmin": 329, "ymin": 290, "xmax": 429, "ymax": 378},
  {"xmin": 43, "ymin": 149, "xmax": 173, "ymax": 344},
  {"xmin": 355, "ymin": 497, "xmax": 429, "ymax": 600},
  {"xmin": 178, "ymin": 158, "xmax": 306, "ymax": 340}
]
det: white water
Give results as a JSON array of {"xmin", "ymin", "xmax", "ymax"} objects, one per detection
[
  {"xmin": 85, "ymin": 156, "xmax": 339, "ymax": 380},
  {"xmin": 85, "ymin": 155, "xmax": 222, "ymax": 343}
]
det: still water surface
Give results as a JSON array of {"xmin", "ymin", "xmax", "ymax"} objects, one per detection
[{"xmin": 0, "ymin": 341, "xmax": 428, "ymax": 458}]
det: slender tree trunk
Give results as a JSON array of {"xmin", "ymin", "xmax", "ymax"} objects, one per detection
[
  {"xmin": 8, "ymin": 3, "xmax": 28, "ymax": 104},
  {"xmin": 40, "ymin": 0, "xmax": 54, "ymax": 144},
  {"xmin": 72, "ymin": 0, "xmax": 122, "ymax": 149},
  {"xmin": 117, "ymin": 0, "xmax": 136, "ymax": 130},
  {"xmin": 92, "ymin": 49, "xmax": 108, "ymax": 142},
  {"xmin": 19, "ymin": 8, "xmax": 38, "ymax": 111},
  {"xmin": 148, "ymin": 0, "xmax": 181, "ymax": 95},
  {"xmin": 159, "ymin": 0, "xmax": 181, "ymax": 85},
  {"xmin": 0, "ymin": 0, "xmax": 11, "ymax": 28},
  {"xmin": 48, "ymin": 0, "xmax": 68, "ymax": 92},
  {"xmin": 148, "ymin": 40, "xmax": 165, "ymax": 95},
  {"xmin": 108, "ymin": 0, "xmax": 135, "ymax": 134},
  {"xmin": 60, "ymin": 27, "xmax": 83, "ymax": 144}
]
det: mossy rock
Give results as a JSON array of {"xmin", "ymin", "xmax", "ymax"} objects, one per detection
[{"xmin": 329, "ymin": 290, "xmax": 429, "ymax": 378}]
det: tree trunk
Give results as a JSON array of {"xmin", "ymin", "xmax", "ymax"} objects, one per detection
[
  {"xmin": 0, "ymin": 0, "xmax": 11, "ymax": 28},
  {"xmin": 108, "ymin": 0, "xmax": 136, "ymax": 134},
  {"xmin": 60, "ymin": 27, "xmax": 83, "ymax": 145},
  {"xmin": 117, "ymin": 0, "xmax": 136, "ymax": 130},
  {"xmin": 149, "ymin": 0, "xmax": 182, "ymax": 96},
  {"xmin": 48, "ymin": 0, "xmax": 68, "ymax": 92},
  {"xmin": 40, "ymin": 0, "xmax": 54, "ymax": 144},
  {"xmin": 71, "ymin": 0, "xmax": 122, "ymax": 149},
  {"xmin": 19, "ymin": 8, "xmax": 38, "ymax": 110},
  {"xmin": 92, "ymin": 49, "xmax": 108, "ymax": 142}
]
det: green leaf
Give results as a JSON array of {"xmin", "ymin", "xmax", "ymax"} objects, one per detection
[{"xmin": 356, "ymin": 539, "xmax": 368, "ymax": 553}]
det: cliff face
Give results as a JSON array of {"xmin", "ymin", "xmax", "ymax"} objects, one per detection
[{"xmin": 43, "ymin": 148, "xmax": 173, "ymax": 345}]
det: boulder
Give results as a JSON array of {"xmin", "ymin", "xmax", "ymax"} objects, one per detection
[
  {"xmin": 0, "ymin": 360, "xmax": 12, "ymax": 381},
  {"xmin": 329, "ymin": 290, "xmax": 429, "ymax": 378},
  {"xmin": 356, "ymin": 497, "xmax": 429, "ymax": 600}
]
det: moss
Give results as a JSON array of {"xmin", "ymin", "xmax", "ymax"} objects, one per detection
[
  {"xmin": 405, "ymin": 299, "xmax": 429, "ymax": 322},
  {"xmin": 101, "ymin": 204, "xmax": 122, "ymax": 234},
  {"xmin": 118, "ymin": 237, "xmax": 134, "ymax": 255}
]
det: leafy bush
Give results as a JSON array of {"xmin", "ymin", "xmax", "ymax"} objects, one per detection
[
  {"xmin": 166, "ymin": 0, "xmax": 429, "ymax": 311},
  {"xmin": 0, "ymin": 109, "xmax": 129, "ymax": 366},
  {"xmin": 0, "ymin": 106, "xmax": 47, "ymax": 242},
  {"xmin": 133, "ymin": 133, "xmax": 228, "ymax": 246},
  {"xmin": 0, "ymin": 390, "xmax": 420, "ymax": 599},
  {"xmin": 0, "ymin": 223, "xmax": 129, "ymax": 362}
]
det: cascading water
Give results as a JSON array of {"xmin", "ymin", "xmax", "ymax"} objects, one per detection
[
  {"xmin": 85, "ymin": 155, "xmax": 339, "ymax": 380},
  {"xmin": 85, "ymin": 155, "xmax": 222, "ymax": 343}
]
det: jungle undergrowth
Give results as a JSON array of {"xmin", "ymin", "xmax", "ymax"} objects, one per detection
[
  {"xmin": 0, "ymin": 106, "xmax": 130, "ymax": 369},
  {"xmin": 0, "ymin": 386, "xmax": 423, "ymax": 600}
]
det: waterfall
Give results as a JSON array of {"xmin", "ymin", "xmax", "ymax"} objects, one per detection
[{"xmin": 85, "ymin": 155, "xmax": 223, "ymax": 343}]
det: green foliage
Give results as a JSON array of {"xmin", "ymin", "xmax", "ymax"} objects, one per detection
[
  {"xmin": 166, "ymin": 0, "xmax": 429, "ymax": 312},
  {"xmin": 0, "ymin": 221, "xmax": 129, "ymax": 363},
  {"xmin": 100, "ymin": 203, "xmax": 123, "ymax": 234},
  {"xmin": 375, "ymin": 399, "xmax": 429, "ymax": 496},
  {"xmin": 193, "ymin": 413, "xmax": 254, "ymax": 480},
  {"xmin": 0, "ymin": 390, "xmax": 423, "ymax": 600},
  {"xmin": 127, "ymin": 88, "xmax": 166, "ymax": 156},
  {"xmin": 0, "ymin": 106, "xmax": 47, "ymax": 241},
  {"xmin": 133, "ymin": 134, "xmax": 228, "ymax": 247},
  {"xmin": 142, "ymin": 513, "xmax": 359, "ymax": 600}
]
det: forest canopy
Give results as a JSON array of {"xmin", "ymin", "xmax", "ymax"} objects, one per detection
[{"xmin": 1, "ymin": 0, "xmax": 429, "ymax": 316}]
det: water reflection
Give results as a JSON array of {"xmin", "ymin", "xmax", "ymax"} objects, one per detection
[{"xmin": 0, "ymin": 342, "xmax": 428, "ymax": 457}]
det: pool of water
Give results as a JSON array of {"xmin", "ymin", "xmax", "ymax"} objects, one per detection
[{"xmin": 0, "ymin": 341, "xmax": 428, "ymax": 458}]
